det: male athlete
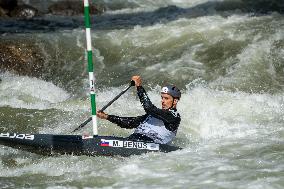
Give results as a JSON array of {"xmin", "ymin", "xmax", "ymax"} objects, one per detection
[{"xmin": 97, "ymin": 75, "xmax": 181, "ymax": 144}]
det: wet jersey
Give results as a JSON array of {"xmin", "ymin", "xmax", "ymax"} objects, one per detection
[{"xmin": 107, "ymin": 86, "xmax": 181, "ymax": 144}]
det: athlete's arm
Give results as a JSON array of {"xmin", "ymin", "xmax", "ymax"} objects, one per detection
[{"xmin": 107, "ymin": 114, "xmax": 148, "ymax": 129}]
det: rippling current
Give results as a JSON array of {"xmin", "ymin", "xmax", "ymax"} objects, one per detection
[{"xmin": 0, "ymin": 0, "xmax": 284, "ymax": 188}]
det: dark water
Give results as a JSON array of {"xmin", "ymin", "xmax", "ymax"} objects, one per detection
[{"xmin": 0, "ymin": 0, "xmax": 284, "ymax": 188}]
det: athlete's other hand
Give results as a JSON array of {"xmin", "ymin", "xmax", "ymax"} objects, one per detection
[
  {"xmin": 131, "ymin": 75, "xmax": 142, "ymax": 87},
  {"xmin": 97, "ymin": 111, "xmax": 108, "ymax": 119}
]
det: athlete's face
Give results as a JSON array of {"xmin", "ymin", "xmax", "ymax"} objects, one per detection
[{"xmin": 161, "ymin": 93, "xmax": 178, "ymax": 110}]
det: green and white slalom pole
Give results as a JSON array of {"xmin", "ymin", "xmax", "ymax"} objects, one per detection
[{"xmin": 84, "ymin": 0, "xmax": 98, "ymax": 136}]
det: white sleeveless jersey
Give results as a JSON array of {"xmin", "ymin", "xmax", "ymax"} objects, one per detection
[{"xmin": 134, "ymin": 115, "xmax": 177, "ymax": 144}]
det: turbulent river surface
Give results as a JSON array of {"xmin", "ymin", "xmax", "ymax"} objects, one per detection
[{"xmin": 0, "ymin": 0, "xmax": 284, "ymax": 188}]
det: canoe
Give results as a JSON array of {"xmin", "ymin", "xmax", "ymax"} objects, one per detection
[{"xmin": 0, "ymin": 133, "xmax": 181, "ymax": 157}]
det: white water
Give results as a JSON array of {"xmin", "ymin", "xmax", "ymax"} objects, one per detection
[
  {"xmin": 0, "ymin": 72, "xmax": 70, "ymax": 110},
  {"xmin": 1, "ymin": 0, "xmax": 284, "ymax": 188},
  {"xmin": 1, "ymin": 72, "xmax": 283, "ymax": 144}
]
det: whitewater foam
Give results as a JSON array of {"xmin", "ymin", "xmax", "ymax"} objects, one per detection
[{"xmin": 0, "ymin": 72, "xmax": 70, "ymax": 110}]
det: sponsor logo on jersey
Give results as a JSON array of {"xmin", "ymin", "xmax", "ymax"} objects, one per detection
[
  {"xmin": 100, "ymin": 139, "xmax": 159, "ymax": 151},
  {"xmin": 0, "ymin": 133, "xmax": 34, "ymax": 140},
  {"xmin": 169, "ymin": 109, "xmax": 179, "ymax": 117}
]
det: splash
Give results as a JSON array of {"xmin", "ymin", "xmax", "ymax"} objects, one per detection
[{"xmin": 0, "ymin": 72, "xmax": 70, "ymax": 110}]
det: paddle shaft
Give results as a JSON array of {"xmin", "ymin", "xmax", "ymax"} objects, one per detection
[
  {"xmin": 72, "ymin": 81, "xmax": 135, "ymax": 132},
  {"xmin": 100, "ymin": 84, "xmax": 132, "ymax": 112}
]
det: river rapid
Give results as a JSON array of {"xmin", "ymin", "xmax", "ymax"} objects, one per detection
[{"xmin": 0, "ymin": 0, "xmax": 284, "ymax": 188}]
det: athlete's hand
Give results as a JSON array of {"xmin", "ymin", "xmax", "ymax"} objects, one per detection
[
  {"xmin": 96, "ymin": 111, "xmax": 108, "ymax": 119},
  {"xmin": 131, "ymin": 75, "xmax": 142, "ymax": 87}
]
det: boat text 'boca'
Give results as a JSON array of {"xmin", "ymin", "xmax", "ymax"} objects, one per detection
[{"xmin": 0, "ymin": 133, "xmax": 35, "ymax": 140}]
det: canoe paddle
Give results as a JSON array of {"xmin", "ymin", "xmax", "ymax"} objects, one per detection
[{"xmin": 72, "ymin": 80, "xmax": 135, "ymax": 132}]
